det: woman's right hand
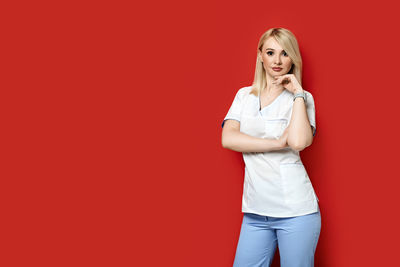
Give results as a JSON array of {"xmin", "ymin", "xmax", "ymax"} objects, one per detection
[{"xmin": 277, "ymin": 127, "xmax": 290, "ymax": 149}]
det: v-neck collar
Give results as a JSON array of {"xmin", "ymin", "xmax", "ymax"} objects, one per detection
[{"xmin": 258, "ymin": 89, "xmax": 286, "ymax": 112}]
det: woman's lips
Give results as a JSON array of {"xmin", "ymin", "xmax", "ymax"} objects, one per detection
[{"xmin": 272, "ymin": 67, "xmax": 282, "ymax": 72}]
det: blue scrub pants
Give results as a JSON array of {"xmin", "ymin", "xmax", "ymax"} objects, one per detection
[{"xmin": 233, "ymin": 207, "xmax": 321, "ymax": 267}]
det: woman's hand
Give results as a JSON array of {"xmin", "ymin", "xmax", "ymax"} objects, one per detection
[
  {"xmin": 272, "ymin": 74, "xmax": 303, "ymax": 94},
  {"xmin": 277, "ymin": 127, "xmax": 290, "ymax": 149}
]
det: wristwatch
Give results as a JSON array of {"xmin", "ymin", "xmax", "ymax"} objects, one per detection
[{"xmin": 293, "ymin": 91, "xmax": 307, "ymax": 103}]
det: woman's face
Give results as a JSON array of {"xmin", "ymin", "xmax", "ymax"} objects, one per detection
[{"xmin": 259, "ymin": 37, "xmax": 293, "ymax": 79}]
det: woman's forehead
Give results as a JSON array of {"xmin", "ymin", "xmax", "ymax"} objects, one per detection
[{"xmin": 262, "ymin": 37, "xmax": 283, "ymax": 51}]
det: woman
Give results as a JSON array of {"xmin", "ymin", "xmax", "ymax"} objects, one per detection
[{"xmin": 221, "ymin": 28, "xmax": 321, "ymax": 267}]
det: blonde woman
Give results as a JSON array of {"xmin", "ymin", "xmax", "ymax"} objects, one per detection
[{"xmin": 221, "ymin": 28, "xmax": 321, "ymax": 267}]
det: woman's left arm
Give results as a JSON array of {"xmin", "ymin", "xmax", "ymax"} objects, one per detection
[
  {"xmin": 272, "ymin": 74, "xmax": 313, "ymax": 152},
  {"xmin": 287, "ymin": 91, "xmax": 313, "ymax": 152}
]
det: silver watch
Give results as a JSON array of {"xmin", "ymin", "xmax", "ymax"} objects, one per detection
[{"xmin": 293, "ymin": 91, "xmax": 307, "ymax": 103}]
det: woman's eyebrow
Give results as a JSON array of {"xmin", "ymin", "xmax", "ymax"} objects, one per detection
[{"xmin": 266, "ymin": 48, "xmax": 284, "ymax": 51}]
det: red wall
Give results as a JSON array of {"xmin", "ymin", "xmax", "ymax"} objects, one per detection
[{"xmin": 2, "ymin": 0, "xmax": 399, "ymax": 266}]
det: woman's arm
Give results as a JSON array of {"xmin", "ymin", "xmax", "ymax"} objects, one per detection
[
  {"xmin": 221, "ymin": 119, "xmax": 287, "ymax": 153},
  {"xmin": 287, "ymin": 94, "xmax": 313, "ymax": 151}
]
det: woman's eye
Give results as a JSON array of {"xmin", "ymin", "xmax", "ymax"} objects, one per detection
[{"xmin": 266, "ymin": 51, "xmax": 288, "ymax": 56}]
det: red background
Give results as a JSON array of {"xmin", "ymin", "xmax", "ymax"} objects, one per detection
[{"xmin": 1, "ymin": 0, "xmax": 399, "ymax": 266}]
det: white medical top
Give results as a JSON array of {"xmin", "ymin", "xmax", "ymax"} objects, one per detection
[{"xmin": 222, "ymin": 86, "xmax": 319, "ymax": 217}]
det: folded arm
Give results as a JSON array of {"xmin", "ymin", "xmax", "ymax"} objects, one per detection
[{"xmin": 221, "ymin": 119, "xmax": 285, "ymax": 153}]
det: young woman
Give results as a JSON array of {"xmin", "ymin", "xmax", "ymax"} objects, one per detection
[{"xmin": 221, "ymin": 28, "xmax": 321, "ymax": 267}]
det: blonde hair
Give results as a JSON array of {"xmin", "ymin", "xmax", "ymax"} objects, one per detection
[{"xmin": 250, "ymin": 28, "xmax": 303, "ymax": 96}]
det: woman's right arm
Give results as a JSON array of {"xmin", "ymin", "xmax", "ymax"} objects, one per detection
[{"xmin": 221, "ymin": 119, "xmax": 288, "ymax": 153}]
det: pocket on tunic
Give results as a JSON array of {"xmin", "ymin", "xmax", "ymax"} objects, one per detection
[
  {"xmin": 264, "ymin": 118, "xmax": 288, "ymax": 139},
  {"xmin": 279, "ymin": 162, "xmax": 315, "ymax": 204}
]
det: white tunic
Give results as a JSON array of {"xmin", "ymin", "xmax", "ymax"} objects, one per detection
[{"xmin": 222, "ymin": 86, "xmax": 319, "ymax": 217}]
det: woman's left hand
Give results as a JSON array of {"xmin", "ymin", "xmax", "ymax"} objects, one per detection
[{"xmin": 272, "ymin": 74, "xmax": 303, "ymax": 94}]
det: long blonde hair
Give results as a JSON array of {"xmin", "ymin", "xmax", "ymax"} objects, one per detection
[{"xmin": 250, "ymin": 28, "xmax": 303, "ymax": 96}]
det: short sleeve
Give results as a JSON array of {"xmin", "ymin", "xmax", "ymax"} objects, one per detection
[
  {"xmin": 221, "ymin": 88, "xmax": 245, "ymax": 128},
  {"xmin": 305, "ymin": 92, "xmax": 317, "ymax": 136}
]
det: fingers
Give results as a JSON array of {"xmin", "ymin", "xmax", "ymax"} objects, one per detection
[
  {"xmin": 280, "ymin": 128, "xmax": 289, "ymax": 140},
  {"xmin": 272, "ymin": 75, "xmax": 290, "ymax": 85}
]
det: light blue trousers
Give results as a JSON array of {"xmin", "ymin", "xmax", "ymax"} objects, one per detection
[{"xmin": 233, "ymin": 207, "xmax": 321, "ymax": 267}]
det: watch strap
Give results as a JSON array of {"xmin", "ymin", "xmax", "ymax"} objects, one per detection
[{"xmin": 293, "ymin": 91, "xmax": 306, "ymax": 103}]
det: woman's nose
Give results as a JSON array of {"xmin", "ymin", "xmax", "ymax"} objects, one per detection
[{"xmin": 274, "ymin": 55, "xmax": 282, "ymax": 64}]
